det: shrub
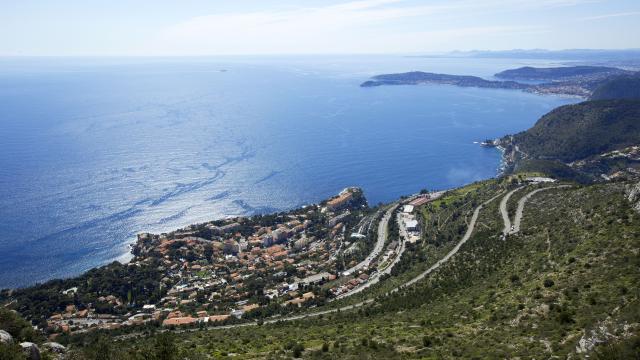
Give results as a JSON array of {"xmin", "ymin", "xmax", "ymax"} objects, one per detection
[
  {"xmin": 292, "ymin": 343, "xmax": 304, "ymax": 358},
  {"xmin": 422, "ymin": 336, "xmax": 432, "ymax": 347}
]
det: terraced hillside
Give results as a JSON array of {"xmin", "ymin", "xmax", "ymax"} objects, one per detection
[{"xmin": 53, "ymin": 179, "xmax": 640, "ymax": 359}]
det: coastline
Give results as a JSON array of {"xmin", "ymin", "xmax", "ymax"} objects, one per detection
[
  {"xmin": 0, "ymin": 63, "xmax": 579, "ymax": 290},
  {"xmin": 4, "ymin": 137, "xmax": 522, "ymax": 291}
]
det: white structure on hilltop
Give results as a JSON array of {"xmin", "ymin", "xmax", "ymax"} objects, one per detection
[{"xmin": 405, "ymin": 219, "xmax": 419, "ymax": 232}]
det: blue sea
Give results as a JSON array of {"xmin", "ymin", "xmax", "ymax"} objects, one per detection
[{"xmin": 0, "ymin": 55, "xmax": 577, "ymax": 288}]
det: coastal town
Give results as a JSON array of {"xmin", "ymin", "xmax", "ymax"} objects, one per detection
[{"xmin": 36, "ymin": 187, "xmax": 436, "ymax": 338}]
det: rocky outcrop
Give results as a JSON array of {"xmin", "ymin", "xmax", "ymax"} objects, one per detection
[
  {"xmin": 42, "ymin": 342, "xmax": 66, "ymax": 354},
  {"xmin": 627, "ymin": 181, "xmax": 640, "ymax": 213},
  {"xmin": 0, "ymin": 329, "xmax": 13, "ymax": 344},
  {"xmin": 20, "ymin": 342, "xmax": 41, "ymax": 360}
]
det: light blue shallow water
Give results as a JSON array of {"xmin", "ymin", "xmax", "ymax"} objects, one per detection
[{"xmin": 0, "ymin": 55, "xmax": 577, "ymax": 288}]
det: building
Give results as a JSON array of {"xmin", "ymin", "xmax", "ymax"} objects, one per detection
[
  {"xmin": 207, "ymin": 314, "xmax": 230, "ymax": 323},
  {"xmin": 299, "ymin": 272, "xmax": 332, "ymax": 285},
  {"xmin": 242, "ymin": 303, "xmax": 260, "ymax": 312},
  {"xmin": 208, "ymin": 222, "xmax": 242, "ymax": 235},
  {"xmin": 405, "ymin": 219, "xmax": 419, "ymax": 232},
  {"xmin": 162, "ymin": 317, "xmax": 197, "ymax": 327},
  {"xmin": 525, "ymin": 177, "xmax": 557, "ymax": 184},
  {"xmin": 230, "ymin": 309, "xmax": 245, "ymax": 318},
  {"xmin": 328, "ymin": 211, "xmax": 350, "ymax": 227},
  {"xmin": 402, "ymin": 205, "xmax": 414, "ymax": 213},
  {"xmin": 326, "ymin": 190, "xmax": 354, "ymax": 211},
  {"xmin": 409, "ymin": 196, "xmax": 431, "ymax": 207},
  {"xmin": 284, "ymin": 292, "xmax": 316, "ymax": 307},
  {"xmin": 223, "ymin": 240, "xmax": 239, "ymax": 255}
]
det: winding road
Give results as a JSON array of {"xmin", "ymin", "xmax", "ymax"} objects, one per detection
[
  {"xmin": 117, "ymin": 189, "xmax": 513, "ymax": 338},
  {"xmin": 192, "ymin": 191, "xmax": 502, "ymax": 331},
  {"xmin": 510, "ymin": 185, "xmax": 572, "ymax": 234},
  {"xmin": 343, "ymin": 204, "xmax": 398, "ymax": 276},
  {"xmin": 401, "ymin": 191, "xmax": 504, "ymax": 288},
  {"xmin": 335, "ymin": 203, "xmax": 402, "ymax": 299},
  {"xmin": 500, "ymin": 186, "xmax": 524, "ymax": 235}
]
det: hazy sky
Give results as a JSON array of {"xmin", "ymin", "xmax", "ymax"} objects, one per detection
[{"xmin": 2, "ymin": 0, "xmax": 640, "ymax": 56}]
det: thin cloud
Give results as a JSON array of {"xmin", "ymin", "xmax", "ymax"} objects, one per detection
[
  {"xmin": 142, "ymin": 0, "xmax": 595, "ymax": 55},
  {"xmin": 581, "ymin": 11, "xmax": 640, "ymax": 21}
]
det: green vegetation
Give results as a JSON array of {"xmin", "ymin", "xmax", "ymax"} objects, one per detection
[
  {"xmin": 46, "ymin": 178, "xmax": 638, "ymax": 358},
  {"xmin": 494, "ymin": 65, "xmax": 629, "ymax": 81},
  {"xmin": 0, "ymin": 260, "xmax": 167, "ymax": 324},
  {"xmin": 2, "ymin": 178, "xmax": 638, "ymax": 358},
  {"xmin": 512, "ymin": 159, "xmax": 592, "ymax": 183},
  {"xmin": 507, "ymin": 99, "xmax": 640, "ymax": 162},
  {"xmin": 590, "ymin": 74, "xmax": 640, "ymax": 101},
  {"xmin": 501, "ymin": 99, "xmax": 640, "ymax": 180},
  {"xmin": 0, "ymin": 308, "xmax": 46, "ymax": 359}
]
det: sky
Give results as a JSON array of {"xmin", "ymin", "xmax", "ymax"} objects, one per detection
[{"xmin": 1, "ymin": 0, "xmax": 640, "ymax": 56}]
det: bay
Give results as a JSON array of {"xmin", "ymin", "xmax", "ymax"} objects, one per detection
[{"xmin": 0, "ymin": 55, "xmax": 576, "ymax": 288}]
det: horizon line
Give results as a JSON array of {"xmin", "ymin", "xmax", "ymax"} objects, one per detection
[{"xmin": 1, "ymin": 48, "xmax": 640, "ymax": 58}]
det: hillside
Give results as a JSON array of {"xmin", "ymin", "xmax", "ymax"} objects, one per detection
[
  {"xmin": 360, "ymin": 71, "xmax": 528, "ymax": 90},
  {"xmin": 495, "ymin": 65, "xmax": 629, "ymax": 81},
  {"xmin": 360, "ymin": 67, "xmax": 633, "ymax": 98},
  {"xmin": 590, "ymin": 74, "xmax": 640, "ymax": 100},
  {"xmin": 37, "ymin": 178, "xmax": 640, "ymax": 359},
  {"xmin": 498, "ymin": 99, "xmax": 640, "ymax": 180}
]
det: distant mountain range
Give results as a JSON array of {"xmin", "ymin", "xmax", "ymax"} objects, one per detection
[{"xmin": 417, "ymin": 48, "xmax": 640, "ymax": 62}]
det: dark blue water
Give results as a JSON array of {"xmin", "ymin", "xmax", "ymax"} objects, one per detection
[{"xmin": 0, "ymin": 56, "xmax": 577, "ymax": 288}]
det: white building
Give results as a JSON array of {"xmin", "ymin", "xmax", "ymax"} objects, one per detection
[
  {"xmin": 526, "ymin": 177, "xmax": 556, "ymax": 184},
  {"xmin": 405, "ymin": 219, "xmax": 419, "ymax": 232}
]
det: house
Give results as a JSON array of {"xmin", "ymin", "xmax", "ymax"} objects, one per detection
[
  {"xmin": 409, "ymin": 196, "xmax": 430, "ymax": 207},
  {"xmin": 326, "ymin": 190, "xmax": 354, "ymax": 211},
  {"xmin": 328, "ymin": 212, "xmax": 350, "ymax": 227},
  {"xmin": 166, "ymin": 310, "xmax": 184, "ymax": 319},
  {"xmin": 62, "ymin": 287, "xmax": 78, "ymax": 295},
  {"xmin": 242, "ymin": 303, "xmax": 260, "ymax": 312},
  {"xmin": 284, "ymin": 292, "xmax": 316, "ymax": 307},
  {"xmin": 273, "ymin": 250, "xmax": 288, "ymax": 260},
  {"xmin": 402, "ymin": 205, "xmax": 414, "ymax": 213},
  {"xmin": 525, "ymin": 177, "xmax": 556, "ymax": 184},
  {"xmin": 405, "ymin": 219, "xmax": 419, "ymax": 232},
  {"xmin": 230, "ymin": 309, "xmax": 245, "ymax": 318},
  {"xmin": 207, "ymin": 314, "xmax": 230, "ymax": 323},
  {"xmin": 223, "ymin": 240, "xmax": 239, "ymax": 255},
  {"xmin": 162, "ymin": 317, "xmax": 197, "ymax": 327}
]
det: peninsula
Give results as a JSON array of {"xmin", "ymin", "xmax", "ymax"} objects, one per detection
[{"xmin": 361, "ymin": 65, "xmax": 638, "ymax": 98}]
